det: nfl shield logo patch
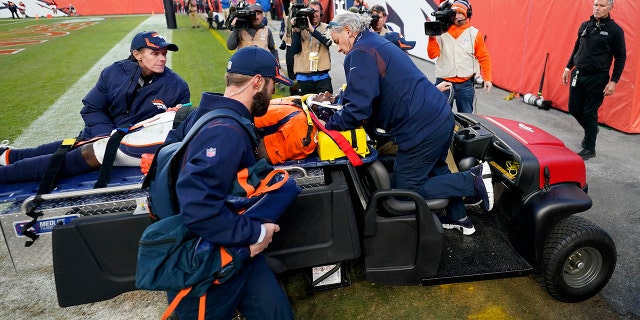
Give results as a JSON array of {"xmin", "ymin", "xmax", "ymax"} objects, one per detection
[{"xmin": 206, "ymin": 147, "xmax": 216, "ymax": 158}]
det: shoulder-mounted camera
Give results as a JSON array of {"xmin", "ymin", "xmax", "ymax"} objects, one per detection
[
  {"xmin": 226, "ymin": 1, "xmax": 257, "ymax": 30},
  {"xmin": 424, "ymin": 1, "xmax": 456, "ymax": 36},
  {"xmin": 291, "ymin": 0, "xmax": 316, "ymax": 30}
]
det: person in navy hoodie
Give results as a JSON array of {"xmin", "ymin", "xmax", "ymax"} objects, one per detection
[
  {"xmin": 163, "ymin": 46, "xmax": 294, "ymax": 320},
  {"xmin": 0, "ymin": 31, "xmax": 189, "ymax": 183},
  {"xmin": 324, "ymin": 11, "xmax": 493, "ymax": 236}
]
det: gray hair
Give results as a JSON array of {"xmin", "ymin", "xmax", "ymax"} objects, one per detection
[{"xmin": 331, "ymin": 11, "xmax": 371, "ymax": 33}]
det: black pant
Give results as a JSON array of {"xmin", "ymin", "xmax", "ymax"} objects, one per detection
[
  {"xmin": 297, "ymin": 76, "xmax": 333, "ymax": 95},
  {"xmin": 284, "ymin": 47, "xmax": 295, "ymax": 80},
  {"xmin": 568, "ymin": 69, "xmax": 609, "ymax": 150}
]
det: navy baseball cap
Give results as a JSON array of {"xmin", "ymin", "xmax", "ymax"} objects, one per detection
[
  {"xmin": 130, "ymin": 31, "xmax": 179, "ymax": 52},
  {"xmin": 227, "ymin": 46, "xmax": 293, "ymax": 86},
  {"xmin": 384, "ymin": 32, "xmax": 416, "ymax": 51}
]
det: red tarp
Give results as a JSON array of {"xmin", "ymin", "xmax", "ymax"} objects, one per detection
[
  {"xmin": 471, "ymin": 1, "xmax": 640, "ymax": 133},
  {"xmin": 67, "ymin": 0, "xmax": 165, "ymax": 15}
]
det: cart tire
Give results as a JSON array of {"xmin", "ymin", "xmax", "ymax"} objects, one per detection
[{"xmin": 540, "ymin": 215, "xmax": 616, "ymax": 302}]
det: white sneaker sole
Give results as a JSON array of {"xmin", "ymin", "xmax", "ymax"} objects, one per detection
[
  {"xmin": 481, "ymin": 162, "xmax": 494, "ymax": 211},
  {"xmin": 442, "ymin": 223, "xmax": 476, "ymax": 236}
]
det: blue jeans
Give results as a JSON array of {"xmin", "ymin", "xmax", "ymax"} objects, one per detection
[
  {"xmin": 392, "ymin": 112, "xmax": 475, "ymax": 221},
  {"xmin": 436, "ymin": 78, "xmax": 475, "ymax": 113}
]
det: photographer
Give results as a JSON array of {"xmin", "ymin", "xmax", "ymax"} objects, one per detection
[
  {"xmin": 290, "ymin": 0, "xmax": 333, "ymax": 94},
  {"xmin": 427, "ymin": 0, "xmax": 492, "ymax": 113},
  {"xmin": 369, "ymin": 4, "xmax": 393, "ymax": 35},
  {"xmin": 227, "ymin": 3, "xmax": 279, "ymax": 60}
]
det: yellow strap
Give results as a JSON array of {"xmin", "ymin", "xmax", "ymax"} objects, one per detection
[
  {"xmin": 61, "ymin": 138, "xmax": 76, "ymax": 146},
  {"xmin": 301, "ymin": 94, "xmax": 315, "ymax": 126}
]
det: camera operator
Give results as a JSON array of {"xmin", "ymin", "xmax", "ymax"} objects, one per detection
[
  {"xmin": 369, "ymin": 4, "xmax": 394, "ymax": 35},
  {"xmin": 227, "ymin": 3, "xmax": 279, "ymax": 60},
  {"xmin": 290, "ymin": 0, "xmax": 333, "ymax": 95},
  {"xmin": 427, "ymin": 0, "xmax": 492, "ymax": 113}
]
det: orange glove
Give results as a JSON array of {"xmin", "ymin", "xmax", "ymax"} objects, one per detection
[{"xmin": 140, "ymin": 153, "xmax": 155, "ymax": 175}]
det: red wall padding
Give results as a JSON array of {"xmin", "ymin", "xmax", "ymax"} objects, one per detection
[
  {"xmin": 69, "ymin": 0, "xmax": 166, "ymax": 16},
  {"xmin": 471, "ymin": 1, "xmax": 640, "ymax": 133}
]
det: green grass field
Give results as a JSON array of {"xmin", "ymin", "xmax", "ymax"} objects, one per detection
[{"xmin": 0, "ymin": 14, "xmax": 615, "ymax": 320}]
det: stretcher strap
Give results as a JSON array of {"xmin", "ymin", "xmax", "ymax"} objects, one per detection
[
  {"xmin": 37, "ymin": 138, "xmax": 76, "ymax": 195},
  {"xmin": 94, "ymin": 128, "xmax": 129, "ymax": 188},
  {"xmin": 23, "ymin": 138, "xmax": 77, "ymax": 246}
]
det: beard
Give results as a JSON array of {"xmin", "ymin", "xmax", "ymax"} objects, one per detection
[{"xmin": 251, "ymin": 83, "xmax": 271, "ymax": 117}]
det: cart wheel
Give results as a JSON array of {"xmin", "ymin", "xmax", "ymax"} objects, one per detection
[{"xmin": 540, "ymin": 215, "xmax": 616, "ymax": 302}]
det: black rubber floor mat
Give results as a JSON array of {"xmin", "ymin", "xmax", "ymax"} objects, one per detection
[{"xmin": 422, "ymin": 209, "xmax": 532, "ymax": 285}]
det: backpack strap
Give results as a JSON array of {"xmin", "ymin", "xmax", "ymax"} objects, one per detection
[{"xmin": 161, "ymin": 286, "xmax": 208, "ymax": 320}]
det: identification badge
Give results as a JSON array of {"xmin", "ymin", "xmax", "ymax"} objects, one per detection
[
  {"xmin": 571, "ymin": 70, "xmax": 579, "ymax": 87},
  {"xmin": 309, "ymin": 52, "xmax": 319, "ymax": 72}
]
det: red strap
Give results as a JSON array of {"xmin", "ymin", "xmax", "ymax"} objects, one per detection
[{"xmin": 308, "ymin": 111, "xmax": 364, "ymax": 166}]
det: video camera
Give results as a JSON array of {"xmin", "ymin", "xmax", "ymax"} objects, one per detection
[
  {"xmin": 226, "ymin": 1, "xmax": 257, "ymax": 30},
  {"xmin": 424, "ymin": 1, "xmax": 456, "ymax": 36},
  {"xmin": 370, "ymin": 13, "xmax": 380, "ymax": 29},
  {"xmin": 291, "ymin": 0, "xmax": 316, "ymax": 30}
]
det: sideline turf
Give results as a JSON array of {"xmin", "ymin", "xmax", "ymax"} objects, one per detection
[
  {"xmin": 171, "ymin": 14, "xmax": 232, "ymax": 106},
  {"xmin": 0, "ymin": 16, "xmax": 147, "ymax": 141}
]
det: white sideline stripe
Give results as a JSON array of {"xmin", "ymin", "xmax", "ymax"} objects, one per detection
[{"xmin": 15, "ymin": 14, "xmax": 173, "ymax": 147}]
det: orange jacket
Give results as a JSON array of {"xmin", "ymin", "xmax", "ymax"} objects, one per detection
[{"xmin": 427, "ymin": 21, "xmax": 492, "ymax": 83}]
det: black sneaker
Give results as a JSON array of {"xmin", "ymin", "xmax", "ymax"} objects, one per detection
[
  {"xmin": 470, "ymin": 162, "xmax": 494, "ymax": 211},
  {"xmin": 577, "ymin": 148, "xmax": 596, "ymax": 160},
  {"xmin": 438, "ymin": 214, "xmax": 476, "ymax": 235}
]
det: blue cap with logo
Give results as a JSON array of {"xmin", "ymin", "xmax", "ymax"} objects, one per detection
[
  {"xmin": 227, "ymin": 46, "xmax": 293, "ymax": 86},
  {"xmin": 130, "ymin": 31, "xmax": 179, "ymax": 52}
]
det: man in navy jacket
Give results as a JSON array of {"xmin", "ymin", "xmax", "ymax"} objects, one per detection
[
  {"xmin": 164, "ymin": 46, "xmax": 294, "ymax": 319},
  {"xmin": 325, "ymin": 11, "xmax": 493, "ymax": 235}
]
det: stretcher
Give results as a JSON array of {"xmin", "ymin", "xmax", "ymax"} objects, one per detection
[{"xmin": 0, "ymin": 151, "xmax": 374, "ymax": 272}]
